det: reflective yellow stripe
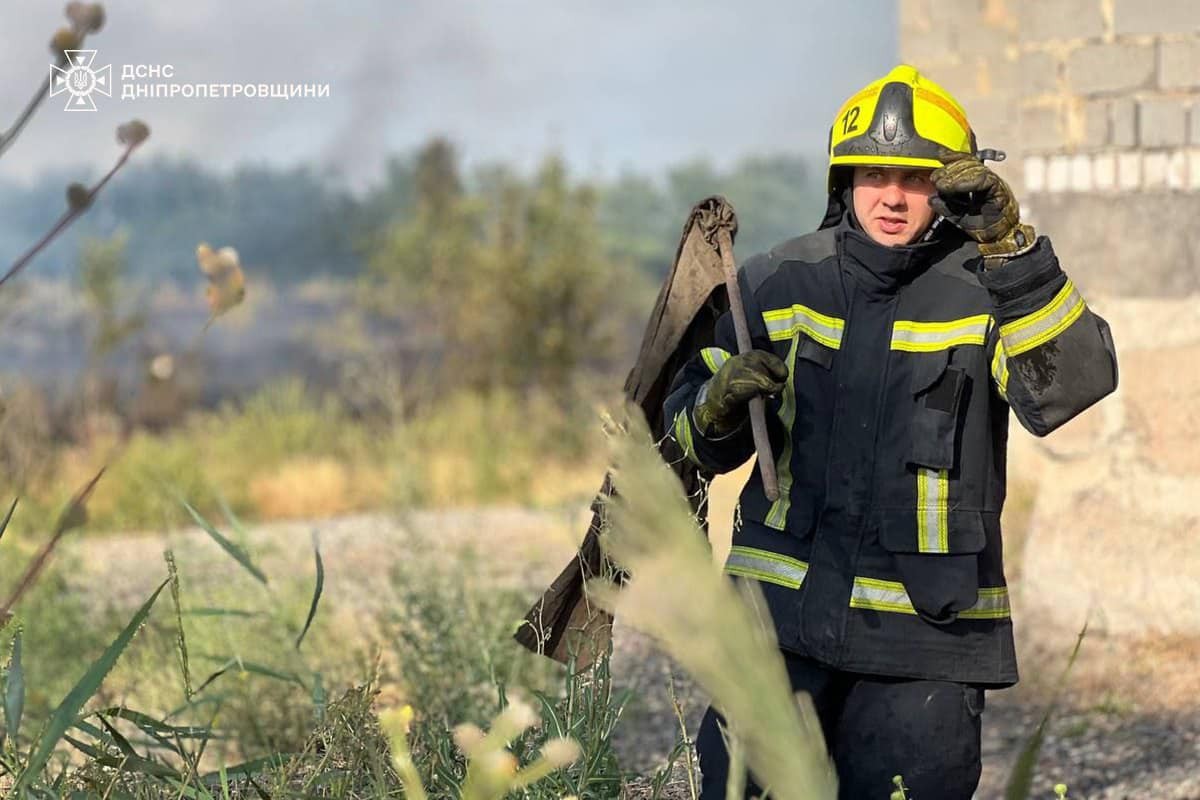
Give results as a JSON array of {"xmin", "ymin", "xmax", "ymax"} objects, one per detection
[
  {"xmin": 764, "ymin": 334, "xmax": 800, "ymax": 530},
  {"xmin": 914, "ymin": 87, "xmax": 970, "ymax": 138},
  {"xmin": 990, "ymin": 342, "xmax": 1010, "ymax": 399},
  {"xmin": 672, "ymin": 409, "xmax": 700, "ymax": 467},
  {"xmin": 725, "ymin": 553, "xmax": 1012, "ymax": 619},
  {"xmin": 890, "ymin": 314, "xmax": 990, "ymax": 352},
  {"xmin": 999, "ymin": 280, "xmax": 1087, "ymax": 357},
  {"xmin": 724, "ymin": 546, "xmax": 808, "ymax": 590},
  {"xmin": 761, "ymin": 304, "xmax": 845, "ymax": 349},
  {"xmin": 962, "ymin": 587, "xmax": 1013, "ymax": 620},
  {"xmin": 850, "ymin": 577, "xmax": 1011, "ymax": 619},
  {"xmin": 830, "ymin": 154, "xmax": 945, "ymax": 171},
  {"xmin": 916, "ymin": 468, "xmax": 949, "ymax": 553},
  {"xmin": 700, "ymin": 347, "xmax": 730, "ymax": 375},
  {"xmin": 849, "ymin": 576, "xmax": 914, "ymax": 614}
]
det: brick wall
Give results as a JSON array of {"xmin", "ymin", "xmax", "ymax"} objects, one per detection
[{"xmin": 900, "ymin": 0, "xmax": 1200, "ymax": 295}]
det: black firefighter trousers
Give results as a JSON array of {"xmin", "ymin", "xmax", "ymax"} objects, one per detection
[{"xmin": 696, "ymin": 650, "xmax": 986, "ymax": 800}]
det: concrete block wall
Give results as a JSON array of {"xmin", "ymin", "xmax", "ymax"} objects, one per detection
[
  {"xmin": 900, "ymin": 0, "xmax": 1200, "ymax": 295},
  {"xmin": 903, "ymin": 2, "xmax": 1200, "ymax": 640}
]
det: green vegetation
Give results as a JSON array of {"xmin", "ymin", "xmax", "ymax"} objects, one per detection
[{"xmin": 0, "ymin": 492, "xmax": 637, "ymax": 798}]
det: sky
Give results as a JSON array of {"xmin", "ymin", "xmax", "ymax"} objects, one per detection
[{"xmin": 0, "ymin": 0, "xmax": 897, "ymax": 190}]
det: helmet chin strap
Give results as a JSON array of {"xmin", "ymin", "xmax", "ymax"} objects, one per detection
[
  {"xmin": 846, "ymin": 193, "xmax": 863, "ymax": 232},
  {"xmin": 919, "ymin": 215, "xmax": 947, "ymax": 243}
]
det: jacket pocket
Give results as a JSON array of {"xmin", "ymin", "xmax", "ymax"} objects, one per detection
[
  {"xmin": 877, "ymin": 508, "xmax": 986, "ymax": 625},
  {"xmin": 797, "ymin": 334, "xmax": 835, "ymax": 370},
  {"xmin": 909, "ymin": 349, "xmax": 968, "ymax": 471}
]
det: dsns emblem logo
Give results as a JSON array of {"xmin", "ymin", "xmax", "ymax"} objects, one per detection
[{"xmin": 50, "ymin": 49, "xmax": 112, "ymax": 111}]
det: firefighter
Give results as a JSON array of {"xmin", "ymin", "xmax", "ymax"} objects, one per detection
[{"xmin": 664, "ymin": 65, "xmax": 1118, "ymax": 799}]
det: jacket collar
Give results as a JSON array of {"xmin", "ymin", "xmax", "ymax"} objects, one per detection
[{"xmin": 833, "ymin": 210, "xmax": 964, "ymax": 295}]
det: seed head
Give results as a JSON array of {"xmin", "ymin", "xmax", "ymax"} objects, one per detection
[
  {"xmin": 539, "ymin": 737, "xmax": 581, "ymax": 768},
  {"xmin": 477, "ymin": 749, "xmax": 517, "ymax": 779},
  {"xmin": 66, "ymin": 2, "xmax": 106, "ymax": 33},
  {"xmin": 66, "ymin": 183, "xmax": 92, "ymax": 212},
  {"xmin": 496, "ymin": 699, "xmax": 539, "ymax": 734},
  {"xmin": 116, "ymin": 119, "xmax": 151, "ymax": 149},
  {"xmin": 50, "ymin": 28, "xmax": 81, "ymax": 60},
  {"xmin": 452, "ymin": 723, "xmax": 485, "ymax": 755}
]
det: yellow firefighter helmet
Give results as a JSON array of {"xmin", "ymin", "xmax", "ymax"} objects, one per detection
[{"xmin": 826, "ymin": 65, "xmax": 977, "ymax": 190}]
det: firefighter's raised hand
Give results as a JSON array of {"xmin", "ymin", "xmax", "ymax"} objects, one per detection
[
  {"xmin": 693, "ymin": 350, "xmax": 788, "ymax": 438},
  {"xmin": 929, "ymin": 149, "xmax": 1037, "ymax": 262}
]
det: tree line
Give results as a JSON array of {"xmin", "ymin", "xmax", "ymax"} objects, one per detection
[{"xmin": 0, "ymin": 139, "xmax": 824, "ymax": 286}]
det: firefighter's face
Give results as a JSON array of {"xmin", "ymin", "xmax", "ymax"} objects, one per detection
[{"xmin": 852, "ymin": 166, "xmax": 937, "ymax": 246}]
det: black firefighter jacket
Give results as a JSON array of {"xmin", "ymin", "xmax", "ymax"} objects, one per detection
[{"xmin": 663, "ymin": 214, "xmax": 1118, "ymax": 686}]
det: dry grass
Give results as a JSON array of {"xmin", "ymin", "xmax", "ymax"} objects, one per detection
[
  {"xmin": 2, "ymin": 382, "xmax": 610, "ymax": 535},
  {"xmin": 249, "ymin": 457, "xmax": 380, "ymax": 519},
  {"xmin": 1015, "ymin": 629, "xmax": 1200, "ymax": 714},
  {"xmin": 999, "ymin": 477, "xmax": 1038, "ymax": 582}
]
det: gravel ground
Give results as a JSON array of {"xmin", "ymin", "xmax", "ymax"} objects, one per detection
[
  {"xmin": 608, "ymin": 625, "xmax": 1200, "ymax": 799},
  {"xmin": 978, "ymin": 702, "xmax": 1200, "ymax": 800},
  {"xmin": 69, "ymin": 509, "xmax": 1200, "ymax": 800},
  {"xmin": 607, "ymin": 623, "xmax": 1200, "ymax": 800}
]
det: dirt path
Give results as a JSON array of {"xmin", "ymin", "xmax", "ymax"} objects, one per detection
[{"xmin": 67, "ymin": 507, "xmax": 1200, "ymax": 800}]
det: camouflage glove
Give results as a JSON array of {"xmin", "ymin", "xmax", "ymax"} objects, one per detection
[
  {"xmin": 693, "ymin": 350, "xmax": 788, "ymax": 438},
  {"xmin": 930, "ymin": 150, "xmax": 1036, "ymax": 264}
]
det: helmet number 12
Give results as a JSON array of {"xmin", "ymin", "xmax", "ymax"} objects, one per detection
[{"xmin": 842, "ymin": 106, "xmax": 861, "ymax": 135}]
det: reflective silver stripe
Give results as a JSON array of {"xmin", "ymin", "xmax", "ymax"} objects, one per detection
[
  {"xmin": 961, "ymin": 587, "xmax": 1012, "ymax": 620},
  {"xmin": 700, "ymin": 347, "xmax": 730, "ymax": 375},
  {"xmin": 849, "ymin": 577, "xmax": 913, "ymax": 614},
  {"xmin": 999, "ymin": 280, "xmax": 1086, "ymax": 357},
  {"xmin": 726, "ymin": 557, "xmax": 1013, "ymax": 619},
  {"xmin": 761, "ymin": 304, "xmax": 844, "ymax": 349},
  {"xmin": 724, "ymin": 546, "xmax": 808, "ymax": 590},
  {"xmin": 890, "ymin": 314, "xmax": 991, "ymax": 352},
  {"xmin": 764, "ymin": 334, "xmax": 800, "ymax": 530},
  {"xmin": 850, "ymin": 577, "xmax": 1011, "ymax": 619},
  {"xmin": 916, "ymin": 468, "xmax": 949, "ymax": 553}
]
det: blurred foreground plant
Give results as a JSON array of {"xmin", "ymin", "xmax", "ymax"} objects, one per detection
[
  {"xmin": 382, "ymin": 699, "xmax": 582, "ymax": 800},
  {"xmin": 0, "ymin": 469, "xmax": 102, "ymax": 626},
  {"xmin": 0, "ymin": 118, "xmax": 151, "ymax": 288},
  {"xmin": 0, "ymin": 3, "xmax": 106, "ymax": 161},
  {"xmin": 589, "ymin": 403, "xmax": 838, "ymax": 799},
  {"xmin": 378, "ymin": 522, "xmax": 627, "ymax": 799},
  {"xmin": 1004, "ymin": 623, "xmax": 1087, "ymax": 800}
]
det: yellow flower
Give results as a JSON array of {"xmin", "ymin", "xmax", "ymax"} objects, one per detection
[{"xmin": 378, "ymin": 705, "xmax": 415, "ymax": 738}]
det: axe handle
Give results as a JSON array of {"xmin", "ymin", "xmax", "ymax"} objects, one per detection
[{"xmin": 716, "ymin": 228, "xmax": 780, "ymax": 502}]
